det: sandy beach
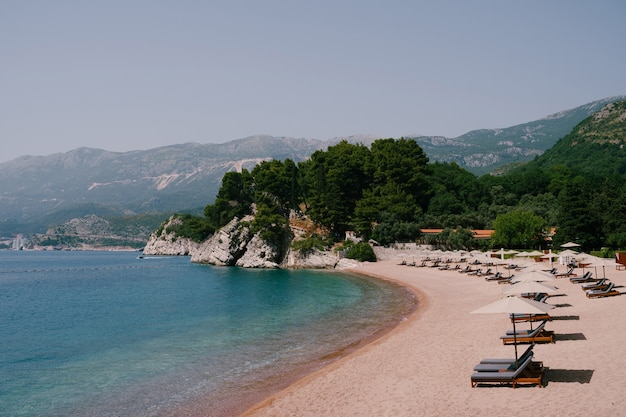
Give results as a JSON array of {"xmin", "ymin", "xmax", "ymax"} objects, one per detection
[{"xmin": 240, "ymin": 255, "xmax": 626, "ymax": 417}]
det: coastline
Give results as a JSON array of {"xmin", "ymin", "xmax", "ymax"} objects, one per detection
[{"xmin": 239, "ymin": 257, "xmax": 626, "ymax": 417}]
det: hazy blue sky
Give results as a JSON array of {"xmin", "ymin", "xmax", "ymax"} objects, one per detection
[{"xmin": 2, "ymin": 1, "xmax": 625, "ymax": 162}]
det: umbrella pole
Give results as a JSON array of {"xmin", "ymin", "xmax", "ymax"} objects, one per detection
[{"xmin": 513, "ymin": 318, "xmax": 519, "ymax": 368}]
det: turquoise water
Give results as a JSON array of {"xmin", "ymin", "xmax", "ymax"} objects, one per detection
[{"xmin": 0, "ymin": 251, "xmax": 414, "ymax": 417}]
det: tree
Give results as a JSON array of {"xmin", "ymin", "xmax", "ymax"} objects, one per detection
[
  {"xmin": 301, "ymin": 141, "xmax": 371, "ymax": 236},
  {"xmin": 553, "ymin": 175, "xmax": 602, "ymax": 250},
  {"xmin": 491, "ymin": 210, "xmax": 546, "ymax": 249},
  {"xmin": 204, "ymin": 170, "xmax": 254, "ymax": 228},
  {"xmin": 251, "ymin": 159, "xmax": 300, "ymax": 210}
]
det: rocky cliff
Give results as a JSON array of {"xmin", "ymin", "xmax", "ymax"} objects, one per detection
[
  {"xmin": 144, "ymin": 214, "xmax": 358, "ymax": 269},
  {"xmin": 143, "ymin": 216, "xmax": 201, "ymax": 255}
]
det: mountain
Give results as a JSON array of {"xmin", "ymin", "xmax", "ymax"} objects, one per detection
[
  {"xmin": 0, "ymin": 96, "xmax": 623, "ymax": 238},
  {"xmin": 407, "ymin": 96, "xmax": 625, "ymax": 175},
  {"xmin": 522, "ymin": 99, "xmax": 626, "ymax": 175}
]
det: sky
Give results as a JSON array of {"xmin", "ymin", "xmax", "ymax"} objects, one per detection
[{"xmin": 2, "ymin": 1, "xmax": 625, "ymax": 163}]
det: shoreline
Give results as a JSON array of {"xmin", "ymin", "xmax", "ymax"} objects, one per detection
[
  {"xmin": 162, "ymin": 267, "xmax": 418, "ymax": 417},
  {"xmin": 239, "ymin": 257, "xmax": 626, "ymax": 417},
  {"xmin": 238, "ymin": 265, "xmax": 427, "ymax": 417}
]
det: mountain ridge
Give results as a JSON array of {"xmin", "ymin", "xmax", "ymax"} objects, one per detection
[{"xmin": 1, "ymin": 96, "xmax": 624, "ymax": 238}]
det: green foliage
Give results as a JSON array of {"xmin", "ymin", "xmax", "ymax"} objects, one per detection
[
  {"xmin": 290, "ymin": 235, "xmax": 335, "ymax": 254},
  {"xmin": 166, "ymin": 214, "xmax": 214, "ymax": 242},
  {"xmin": 250, "ymin": 200, "xmax": 289, "ymax": 243},
  {"xmin": 251, "ymin": 159, "xmax": 300, "ymax": 210},
  {"xmin": 301, "ymin": 141, "xmax": 372, "ymax": 236},
  {"xmin": 370, "ymin": 213, "xmax": 422, "ymax": 246},
  {"xmin": 491, "ymin": 210, "xmax": 546, "ymax": 249},
  {"xmin": 340, "ymin": 241, "xmax": 377, "ymax": 262},
  {"xmin": 204, "ymin": 170, "xmax": 254, "ymax": 228},
  {"xmin": 172, "ymin": 103, "xmax": 626, "ymax": 254}
]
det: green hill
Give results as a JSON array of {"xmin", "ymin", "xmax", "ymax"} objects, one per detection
[{"xmin": 525, "ymin": 99, "xmax": 626, "ymax": 176}]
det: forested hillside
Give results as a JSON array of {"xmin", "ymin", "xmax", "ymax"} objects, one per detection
[{"xmin": 167, "ymin": 100, "xmax": 626, "ymax": 254}]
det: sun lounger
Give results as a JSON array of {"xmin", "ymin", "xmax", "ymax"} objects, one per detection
[
  {"xmin": 556, "ymin": 267, "xmax": 576, "ymax": 278},
  {"xmin": 471, "ymin": 354, "xmax": 544, "ymax": 388},
  {"xmin": 474, "ymin": 347, "xmax": 543, "ymax": 372},
  {"xmin": 484, "ymin": 272, "xmax": 505, "ymax": 281},
  {"xmin": 479, "ymin": 345, "xmax": 534, "ymax": 365},
  {"xmin": 570, "ymin": 271, "xmax": 593, "ymax": 283},
  {"xmin": 505, "ymin": 320, "xmax": 548, "ymax": 336},
  {"xmin": 467, "ymin": 268, "xmax": 482, "ymax": 276},
  {"xmin": 500, "ymin": 320, "xmax": 554, "ymax": 344},
  {"xmin": 477, "ymin": 268, "xmax": 492, "ymax": 276},
  {"xmin": 586, "ymin": 282, "xmax": 620, "ymax": 298},
  {"xmin": 581, "ymin": 278, "xmax": 607, "ymax": 291},
  {"xmin": 521, "ymin": 293, "xmax": 548, "ymax": 302}
]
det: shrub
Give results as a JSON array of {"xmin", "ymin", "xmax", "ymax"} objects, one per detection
[{"xmin": 343, "ymin": 241, "xmax": 377, "ymax": 262}]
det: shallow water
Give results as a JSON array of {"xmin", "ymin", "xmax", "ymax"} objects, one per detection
[{"xmin": 0, "ymin": 251, "xmax": 414, "ymax": 417}]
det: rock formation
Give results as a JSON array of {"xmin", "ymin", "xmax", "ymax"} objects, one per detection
[
  {"xmin": 144, "ymin": 214, "xmax": 360, "ymax": 269},
  {"xmin": 143, "ymin": 216, "xmax": 200, "ymax": 256}
]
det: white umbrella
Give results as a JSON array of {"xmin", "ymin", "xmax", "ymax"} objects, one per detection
[
  {"xmin": 516, "ymin": 250, "xmax": 544, "ymax": 258},
  {"xmin": 541, "ymin": 252, "xmax": 560, "ymax": 267},
  {"xmin": 502, "ymin": 280, "xmax": 558, "ymax": 296},
  {"xmin": 471, "ymin": 296, "xmax": 555, "ymax": 367},
  {"xmin": 512, "ymin": 269, "xmax": 556, "ymax": 282},
  {"xmin": 561, "ymin": 241, "xmax": 581, "ymax": 248},
  {"xmin": 589, "ymin": 258, "xmax": 620, "ymax": 279}
]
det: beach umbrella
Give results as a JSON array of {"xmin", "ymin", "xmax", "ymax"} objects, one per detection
[
  {"xmin": 512, "ymin": 269, "xmax": 555, "ymax": 283},
  {"xmin": 541, "ymin": 252, "xmax": 560, "ymax": 267},
  {"xmin": 471, "ymin": 296, "xmax": 555, "ymax": 367},
  {"xmin": 502, "ymin": 280, "xmax": 558, "ymax": 296},
  {"xmin": 588, "ymin": 258, "xmax": 620, "ymax": 279},
  {"xmin": 516, "ymin": 250, "xmax": 543, "ymax": 258},
  {"xmin": 556, "ymin": 249, "xmax": 579, "ymax": 267},
  {"xmin": 561, "ymin": 241, "xmax": 581, "ymax": 248}
]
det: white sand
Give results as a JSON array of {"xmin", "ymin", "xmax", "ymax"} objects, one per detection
[{"xmin": 240, "ymin": 258, "xmax": 626, "ymax": 417}]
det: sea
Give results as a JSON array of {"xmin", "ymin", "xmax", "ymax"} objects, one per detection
[{"xmin": 0, "ymin": 250, "xmax": 415, "ymax": 417}]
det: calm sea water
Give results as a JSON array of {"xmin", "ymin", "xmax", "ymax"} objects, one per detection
[{"xmin": 0, "ymin": 251, "xmax": 414, "ymax": 417}]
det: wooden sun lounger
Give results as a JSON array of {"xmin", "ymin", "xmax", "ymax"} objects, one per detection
[
  {"xmin": 581, "ymin": 278, "xmax": 608, "ymax": 291},
  {"xmin": 500, "ymin": 321, "xmax": 554, "ymax": 344},
  {"xmin": 479, "ymin": 345, "xmax": 534, "ymax": 365},
  {"xmin": 505, "ymin": 320, "xmax": 548, "ymax": 336},
  {"xmin": 570, "ymin": 271, "xmax": 593, "ymax": 283},
  {"xmin": 556, "ymin": 267, "xmax": 576, "ymax": 278},
  {"xmin": 471, "ymin": 354, "xmax": 544, "ymax": 388}
]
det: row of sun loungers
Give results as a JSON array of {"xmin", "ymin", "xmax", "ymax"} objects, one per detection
[{"xmin": 568, "ymin": 273, "xmax": 621, "ymax": 298}]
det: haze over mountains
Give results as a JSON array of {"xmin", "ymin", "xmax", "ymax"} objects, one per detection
[{"xmin": 0, "ymin": 96, "xmax": 623, "ymax": 238}]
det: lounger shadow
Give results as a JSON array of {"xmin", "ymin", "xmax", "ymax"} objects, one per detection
[
  {"xmin": 554, "ymin": 332, "xmax": 587, "ymax": 341},
  {"xmin": 544, "ymin": 369, "xmax": 594, "ymax": 384}
]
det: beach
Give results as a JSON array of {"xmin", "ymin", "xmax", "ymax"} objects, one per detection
[{"xmin": 241, "ymin": 256, "xmax": 626, "ymax": 417}]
